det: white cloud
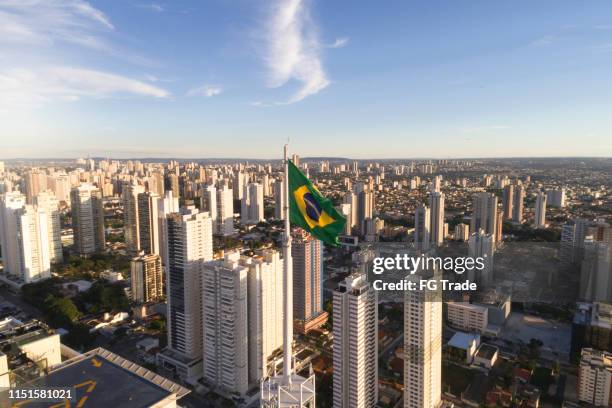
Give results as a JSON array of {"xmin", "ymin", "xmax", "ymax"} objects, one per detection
[
  {"xmin": 138, "ymin": 3, "xmax": 164, "ymax": 13},
  {"xmin": 263, "ymin": 0, "xmax": 330, "ymax": 104},
  {"xmin": 328, "ymin": 37, "xmax": 349, "ymax": 48},
  {"xmin": 0, "ymin": 66, "xmax": 170, "ymax": 111},
  {"xmin": 0, "ymin": 0, "xmax": 114, "ymax": 48},
  {"xmin": 187, "ymin": 84, "xmax": 222, "ymax": 97},
  {"xmin": 528, "ymin": 35, "xmax": 555, "ymax": 48}
]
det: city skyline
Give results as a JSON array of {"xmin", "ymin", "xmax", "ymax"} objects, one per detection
[{"xmin": 2, "ymin": 0, "xmax": 612, "ymax": 158}]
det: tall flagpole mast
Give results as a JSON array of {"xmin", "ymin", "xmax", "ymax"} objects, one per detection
[{"xmin": 282, "ymin": 144, "xmax": 293, "ymax": 385}]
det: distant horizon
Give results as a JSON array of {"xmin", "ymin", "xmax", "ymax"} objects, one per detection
[{"xmin": 2, "ymin": 155, "xmax": 611, "ymax": 162}]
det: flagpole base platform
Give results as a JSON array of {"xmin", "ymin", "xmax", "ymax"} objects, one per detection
[{"xmin": 260, "ymin": 374, "xmax": 316, "ymax": 407}]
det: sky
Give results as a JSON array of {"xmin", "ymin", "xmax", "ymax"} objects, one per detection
[{"xmin": 1, "ymin": 0, "xmax": 612, "ymax": 159}]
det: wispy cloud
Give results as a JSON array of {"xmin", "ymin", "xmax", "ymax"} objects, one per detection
[
  {"xmin": 187, "ymin": 84, "xmax": 222, "ymax": 97},
  {"xmin": 262, "ymin": 0, "xmax": 330, "ymax": 104},
  {"xmin": 138, "ymin": 3, "xmax": 164, "ymax": 13},
  {"xmin": 594, "ymin": 24, "xmax": 612, "ymax": 30},
  {"xmin": 0, "ymin": 0, "xmax": 114, "ymax": 48},
  {"xmin": 0, "ymin": 66, "xmax": 169, "ymax": 111},
  {"xmin": 527, "ymin": 35, "xmax": 555, "ymax": 48},
  {"xmin": 328, "ymin": 37, "xmax": 349, "ymax": 49}
]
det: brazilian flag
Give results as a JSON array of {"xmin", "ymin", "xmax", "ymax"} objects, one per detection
[{"xmin": 288, "ymin": 160, "xmax": 346, "ymax": 246}]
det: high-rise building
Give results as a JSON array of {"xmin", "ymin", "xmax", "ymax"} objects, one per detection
[
  {"xmin": 560, "ymin": 219, "xmax": 589, "ymax": 265},
  {"xmin": 130, "ymin": 253, "xmax": 163, "ymax": 303},
  {"xmin": 201, "ymin": 252, "xmax": 249, "ymax": 395},
  {"xmin": 502, "ymin": 185, "xmax": 514, "ymax": 220},
  {"xmin": 24, "ymin": 168, "xmax": 43, "ymax": 204},
  {"xmin": 273, "ymin": 179, "xmax": 285, "ymax": 220},
  {"xmin": 454, "ymin": 223, "xmax": 470, "ymax": 241},
  {"xmin": 468, "ymin": 230, "xmax": 495, "ymax": 285},
  {"xmin": 156, "ymin": 190, "xmax": 179, "ymax": 269},
  {"xmin": 414, "ymin": 204, "xmax": 430, "ymax": 251},
  {"xmin": 547, "ymin": 188, "xmax": 566, "ymax": 208},
  {"xmin": 158, "ymin": 206, "xmax": 213, "ymax": 381},
  {"xmin": 241, "ymin": 250, "xmax": 284, "ymax": 384},
  {"xmin": 216, "ymin": 183, "xmax": 234, "ymax": 236},
  {"xmin": 137, "ymin": 192, "xmax": 161, "ymax": 255},
  {"xmin": 333, "ymin": 274, "xmax": 378, "ymax": 408},
  {"xmin": 356, "ymin": 188, "xmax": 374, "ymax": 235},
  {"xmin": 470, "ymin": 192, "xmax": 498, "ymax": 241},
  {"xmin": 429, "ymin": 192, "xmax": 444, "ymax": 247},
  {"xmin": 164, "ymin": 173, "xmax": 179, "ymax": 199},
  {"xmin": 343, "ymin": 192, "xmax": 358, "ymax": 232},
  {"xmin": 241, "ymin": 183, "xmax": 264, "ymax": 225},
  {"xmin": 404, "ymin": 268, "xmax": 442, "ymax": 408},
  {"xmin": 70, "ymin": 184, "xmax": 105, "ymax": 256},
  {"xmin": 292, "ymin": 230, "xmax": 327, "ymax": 333},
  {"xmin": 512, "ymin": 185, "xmax": 525, "ymax": 223},
  {"xmin": 200, "ymin": 184, "xmax": 217, "ymax": 226},
  {"xmin": 0, "ymin": 192, "xmax": 52, "ymax": 283},
  {"xmin": 578, "ymin": 348, "xmax": 612, "ymax": 407},
  {"xmin": 534, "ymin": 191, "xmax": 547, "ymax": 228},
  {"xmin": 580, "ymin": 240, "xmax": 612, "ymax": 303},
  {"xmin": 33, "ymin": 192, "xmax": 63, "ymax": 264}
]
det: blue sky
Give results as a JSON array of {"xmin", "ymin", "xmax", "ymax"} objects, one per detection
[{"xmin": 1, "ymin": 0, "xmax": 612, "ymax": 159}]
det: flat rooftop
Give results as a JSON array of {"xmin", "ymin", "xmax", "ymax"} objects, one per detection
[
  {"xmin": 476, "ymin": 344, "xmax": 498, "ymax": 360},
  {"xmin": 0, "ymin": 348, "xmax": 189, "ymax": 408}
]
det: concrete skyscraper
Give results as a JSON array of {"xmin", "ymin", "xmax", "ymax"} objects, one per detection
[
  {"xmin": 0, "ymin": 192, "xmax": 52, "ymax": 283},
  {"xmin": 534, "ymin": 191, "xmax": 547, "ymax": 228},
  {"xmin": 123, "ymin": 182, "xmax": 146, "ymax": 255},
  {"xmin": 273, "ymin": 179, "xmax": 285, "ymax": 220},
  {"xmin": 200, "ymin": 184, "xmax": 217, "ymax": 226},
  {"xmin": 130, "ymin": 253, "xmax": 163, "ymax": 303},
  {"xmin": 502, "ymin": 185, "xmax": 514, "ymax": 220},
  {"xmin": 468, "ymin": 229, "xmax": 495, "ymax": 285},
  {"xmin": 242, "ymin": 250, "xmax": 284, "ymax": 385},
  {"xmin": 512, "ymin": 185, "xmax": 525, "ymax": 223},
  {"xmin": 404, "ymin": 268, "xmax": 442, "ymax": 408},
  {"xmin": 429, "ymin": 192, "xmax": 445, "ymax": 247},
  {"xmin": 470, "ymin": 192, "xmax": 498, "ymax": 242},
  {"xmin": 33, "ymin": 191, "xmax": 63, "ymax": 264},
  {"xmin": 578, "ymin": 348, "xmax": 612, "ymax": 407},
  {"xmin": 414, "ymin": 204, "xmax": 430, "ymax": 251},
  {"xmin": 216, "ymin": 183, "xmax": 234, "ymax": 236},
  {"xmin": 70, "ymin": 184, "xmax": 105, "ymax": 256},
  {"xmin": 292, "ymin": 230, "xmax": 327, "ymax": 334},
  {"xmin": 241, "ymin": 183, "xmax": 264, "ymax": 225},
  {"xmin": 156, "ymin": 190, "xmax": 179, "ymax": 269},
  {"xmin": 157, "ymin": 206, "xmax": 213, "ymax": 381},
  {"xmin": 333, "ymin": 274, "xmax": 378, "ymax": 408},
  {"xmin": 201, "ymin": 252, "xmax": 249, "ymax": 396}
]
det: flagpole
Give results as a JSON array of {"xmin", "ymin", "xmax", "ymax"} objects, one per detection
[{"xmin": 282, "ymin": 143, "xmax": 293, "ymax": 385}]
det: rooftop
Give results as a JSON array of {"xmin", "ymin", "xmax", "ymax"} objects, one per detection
[
  {"xmin": 0, "ymin": 348, "xmax": 189, "ymax": 408},
  {"xmin": 475, "ymin": 344, "xmax": 498, "ymax": 361}
]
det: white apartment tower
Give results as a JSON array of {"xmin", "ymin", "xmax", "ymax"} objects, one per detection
[
  {"xmin": 242, "ymin": 250, "xmax": 284, "ymax": 385},
  {"xmin": 429, "ymin": 192, "xmax": 445, "ymax": 247},
  {"xmin": 578, "ymin": 348, "xmax": 612, "ymax": 407},
  {"xmin": 157, "ymin": 190, "xmax": 179, "ymax": 268},
  {"xmin": 201, "ymin": 252, "xmax": 249, "ymax": 395},
  {"xmin": 33, "ymin": 192, "xmax": 63, "ymax": 264},
  {"xmin": 0, "ymin": 192, "xmax": 52, "ymax": 283},
  {"xmin": 241, "ymin": 183, "xmax": 264, "ymax": 225},
  {"xmin": 130, "ymin": 253, "xmax": 163, "ymax": 303},
  {"xmin": 332, "ymin": 274, "xmax": 378, "ymax": 408},
  {"xmin": 70, "ymin": 184, "xmax": 105, "ymax": 256},
  {"xmin": 216, "ymin": 184, "xmax": 234, "ymax": 236},
  {"xmin": 163, "ymin": 207, "xmax": 213, "ymax": 368},
  {"xmin": 404, "ymin": 269, "xmax": 443, "ymax": 408}
]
